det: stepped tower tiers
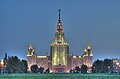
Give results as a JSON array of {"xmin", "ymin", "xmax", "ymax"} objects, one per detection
[{"xmin": 50, "ymin": 9, "xmax": 69, "ymax": 72}]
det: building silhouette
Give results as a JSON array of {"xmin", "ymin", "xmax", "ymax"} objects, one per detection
[{"xmin": 27, "ymin": 9, "xmax": 93, "ymax": 73}]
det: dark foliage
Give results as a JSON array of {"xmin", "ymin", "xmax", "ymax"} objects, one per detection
[
  {"xmin": 20, "ymin": 60, "xmax": 28, "ymax": 73},
  {"xmin": 31, "ymin": 64, "xmax": 38, "ymax": 73},
  {"xmin": 81, "ymin": 64, "xmax": 87, "ymax": 74},
  {"xmin": 6, "ymin": 56, "xmax": 21, "ymax": 73},
  {"xmin": 92, "ymin": 59, "xmax": 113, "ymax": 73},
  {"xmin": 38, "ymin": 66, "xmax": 44, "ymax": 73},
  {"xmin": 74, "ymin": 66, "xmax": 81, "ymax": 73},
  {"xmin": 5, "ymin": 56, "xmax": 28, "ymax": 73}
]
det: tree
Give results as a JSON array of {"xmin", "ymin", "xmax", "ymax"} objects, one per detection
[
  {"xmin": 74, "ymin": 66, "xmax": 80, "ymax": 73},
  {"xmin": 81, "ymin": 64, "xmax": 87, "ymax": 74},
  {"xmin": 20, "ymin": 60, "xmax": 28, "ymax": 73},
  {"xmin": 92, "ymin": 59, "xmax": 104, "ymax": 73},
  {"xmin": 31, "ymin": 64, "xmax": 38, "ymax": 73},
  {"xmin": 4, "ymin": 53, "xmax": 7, "ymax": 61},
  {"xmin": 38, "ymin": 66, "xmax": 44, "ymax": 73},
  {"xmin": 92, "ymin": 59, "xmax": 113, "ymax": 73},
  {"xmin": 92, "ymin": 65, "xmax": 96, "ymax": 73},
  {"xmin": 103, "ymin": 59, "xmax": 113, "ymax": 73},
  {"xmin": 6, "ymin": 56, "xmax": 21, "ymax": 73},
  {"xmin": 0, "ymin": 68, "xmax": 1, "ymax": 74},
  {"xmin": 3, "ymin": 53, "xmax": 7, "ymax": 66}
]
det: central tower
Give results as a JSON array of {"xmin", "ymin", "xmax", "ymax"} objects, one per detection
[{"xmin": 50, "ymin": 9, "xmax": 69, "ymax": 72}]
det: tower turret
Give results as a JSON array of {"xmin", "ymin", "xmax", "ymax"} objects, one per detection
[
  {"xmin": 27, "ymin": 44, "xmax": 36, "ymax": 56},
  {"xmin": 27, "ymin": 44, "xmax": 37, "ymax": 70},
  {"xmin": 83, "ymin": 44, "xmax": 93, "ymax": 68}
]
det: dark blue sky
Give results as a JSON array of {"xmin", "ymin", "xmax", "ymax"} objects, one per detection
[{"xmin": 0, "ymin": 0, "xmax": 120, "ymax": 61}]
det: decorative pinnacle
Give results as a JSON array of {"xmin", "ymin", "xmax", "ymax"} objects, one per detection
[{"xmin": 88, "ymin": 43, "xmax": 91, "ymax": 49}]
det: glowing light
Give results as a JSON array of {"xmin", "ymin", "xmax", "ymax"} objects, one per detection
[
  {"xmin": 37, "ymin": 56, "xmax": 47, "ymax": 58},
  {"xmin": 84, "ymin": 48, "xmax": 87, "ymax": 52},
  {"xmin": 27, "ymin": 55, "xmax": 33, "ymax": 56},
  {"xmin": 108, "ymin": 66, "xmax": 110, "ymax": 68},
  {"xmin": 73, "ymin": 56, "xmax": 81, "ymax": 58},
  {"xmin": 50, "ymin": 70, "xmax": 52, "ymax": 73},
  {"xmin": 90, "ymin": 53, "xmax": 93, "ymax": 56},
  {"xmin": 1, "ymin": 59, "xmax": 4, "ymax": 65},
  {"xmin": 116, "ymin": 62, "xmax": 119, "ymax": 65},
  {"xmin": 84, "ymin": 54, "xmax": 88, "ymax": 56},
  {"xmin": 113, "ymin": 60, "xmax": 118, "ymax": 63}
]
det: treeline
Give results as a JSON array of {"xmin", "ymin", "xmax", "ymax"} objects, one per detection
[
  {"xmin": 69, "ymin": 59, "xmax": 114, "ymax": 74},
  {"xmin": 2, "ymin": 56, "xmax": 28, "ymax": 73},
  {"xmin": 92, "ymin": 59, "xmax": 113, "ymax": 73},
  {"xmin": 0, "ymin": 55, "xmax": 49, "ymax": 73},
  {"xmin": 0, "ymin": 55, "xmax": 116, "ymax": 74}
]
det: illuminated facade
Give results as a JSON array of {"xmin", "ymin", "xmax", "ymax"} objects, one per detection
[
  {"xmin": 27, "ymin": 9, "xmax": 93, "ymax": 72},
  {"xmin": 50, "ymin": 9, "xmax": 69, "ymax": 72},
  {"xmin": 27, "ymin": 44, "xmax": 50, "ymax": 70},
  {"xmin": 82, "ymin": 44, "xmax": 93, "ymax": 67},
  {"xmin": 70, "ymin": 44, "xmax": 93, "ymax": 72}
]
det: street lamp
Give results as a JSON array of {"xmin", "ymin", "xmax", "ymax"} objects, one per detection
[{"xmin": 108, "ymin": 66, "xmax": 111, "ymax": 73}]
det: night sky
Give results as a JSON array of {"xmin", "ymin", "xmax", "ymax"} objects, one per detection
[{"xmin": 0, "ymin": 0, "xmax": 120, "ymax": 61}]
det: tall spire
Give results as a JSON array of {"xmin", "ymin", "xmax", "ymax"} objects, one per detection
[
  {"xmin": 58, "ymin": 9, "xmax": 61, "ymax": 23},
  {"xmin": 57, "ymin": 9, "xmax": 62, "ymax": 30}
]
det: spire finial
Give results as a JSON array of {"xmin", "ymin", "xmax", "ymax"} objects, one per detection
[
  {"xmin": 58, "ymin": 9, "xmax": 61, "ymax": 23},
  {"xmin": 57, "ymin": 9, "xmax": 62, "ymax": 30}
]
